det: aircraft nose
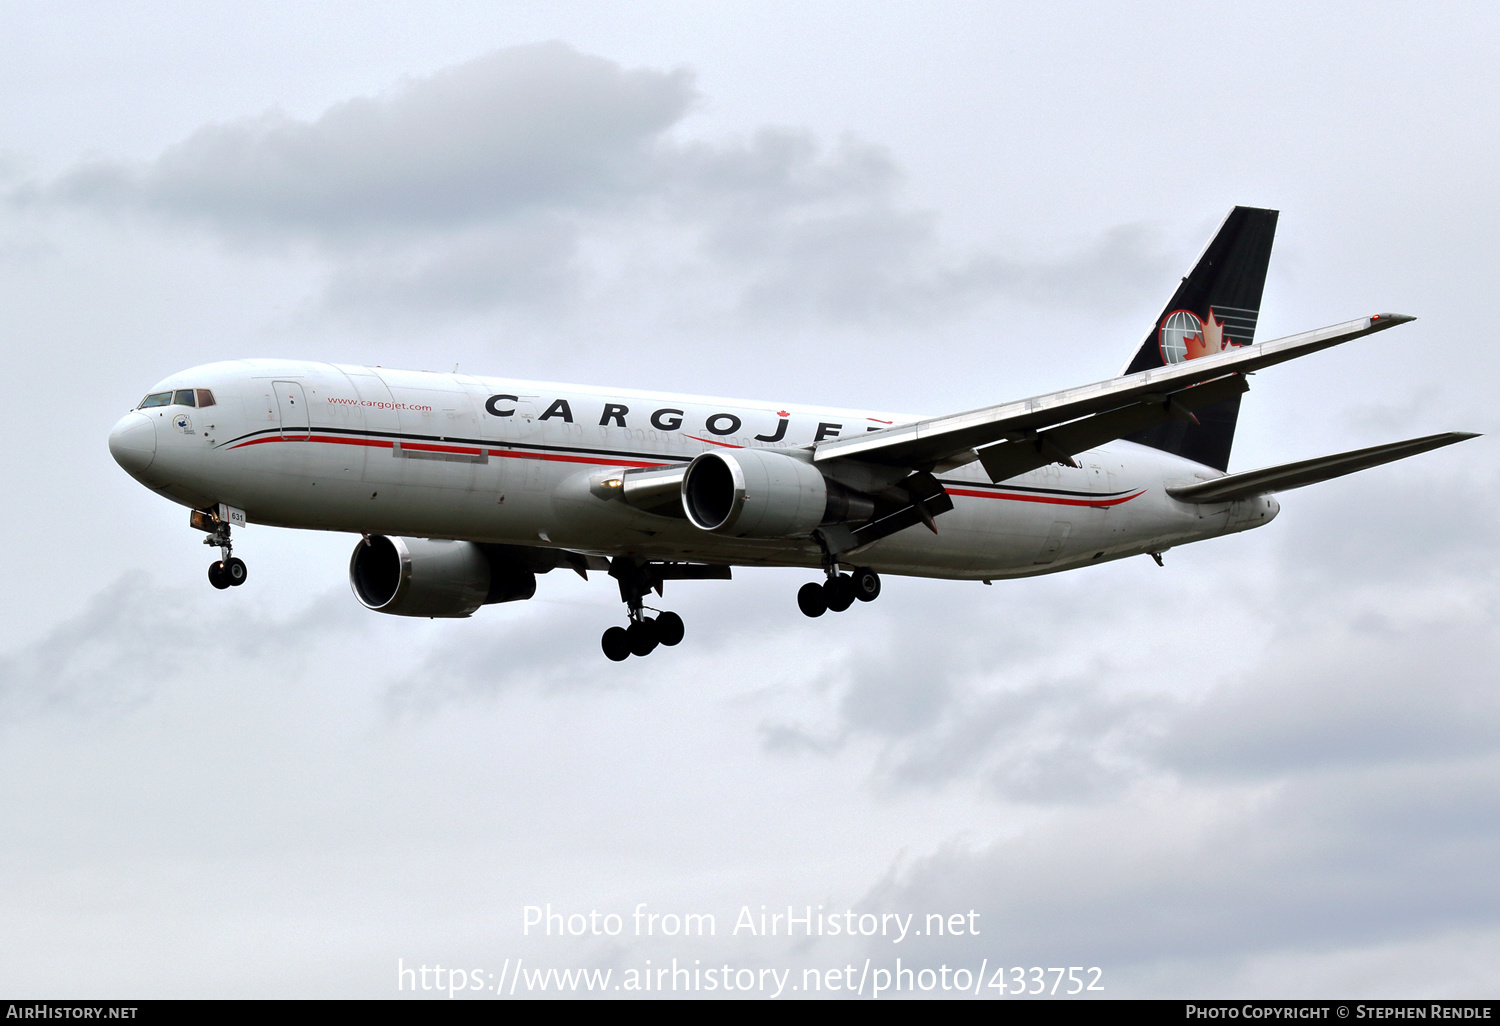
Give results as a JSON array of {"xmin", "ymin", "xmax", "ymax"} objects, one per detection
[{"xmin": 109, "ymin": 411, "xmax": 156, "ymax": 475}]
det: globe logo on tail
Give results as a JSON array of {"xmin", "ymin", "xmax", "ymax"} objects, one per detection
[{"xmin": 1158, "ymin": 308, "xmax": 1235, "ymax": 365}]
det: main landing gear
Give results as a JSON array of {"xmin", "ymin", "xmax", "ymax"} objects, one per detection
[
  {"xmin": 193, "ymin": 509, "xmax": 248, "ymax": 590},
  {"xmin": 797, "ymin": 566, "xmax": 880, "ymax": 617},
  {"xmin": 601, "ymin": 610, "xmax": 685, "ymax": 662},
  {"xmin": 601, "ymin": 558, "xmax": 686, "ymax": 661}
]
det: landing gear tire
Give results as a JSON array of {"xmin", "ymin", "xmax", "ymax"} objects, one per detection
[
  {"xmin": 208, "ymin": 562, "xmax": 231, "ymax": 590},
  {"xmin": 225, "ymin": 557, "xmax": 248, "ymax": 587},
  {"xmin": 656, "ymin": 611, "xmax": 685, "ymax": 647},
  {"xmin": 628, "ymin": 618, "xmax": 661, "ymax": 657},
  {"xmin": 853, "ymin": 567, "xmax": 881, "ymax": 602},
  {"xmin": 601, "ymin": 626, "xmax": 631, "ymax": 662},
  {"xmin": 797, "ymin": 581, "xmax": 828, "ymax": 617},
  {"xmin": 825, "ymin": 574, "xmax": 856, "ymax": 612}
]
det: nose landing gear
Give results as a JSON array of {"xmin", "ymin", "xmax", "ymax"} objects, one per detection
[
  {"xmin": 192, "ymin": 507, "xmax": 248, "ymax": 590},
  {"xmin": 207, "ymin": 556, "xmax": 248, "ymax": 590}
]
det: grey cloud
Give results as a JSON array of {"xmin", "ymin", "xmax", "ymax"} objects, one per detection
[
  {"xmin": 862, "ymin": 758, "xmax": 1500, "ymax": 985},
  {"xmin": 321, "ymin": 214, "xmax": 582, "ymax": 315},
  {"xmin": 899, "ymin": 677, "xmax": 1169, "ymax": 803},
  {"xmin": 817, "ymin": 604, "xmax": 1147, "ymax": 800},
  {"xmin": 1272, "ymin": 462, "xmax": 1500, "ymax": 590},
  {"xmin": 728, "ymin": 218, "xmax": 1171, "ymax": 326},
  {"xmin": 666, "ymin": 130, "xmax": 1171, "ymax": 326},
  {"xmin": 0, "ymin": 572, "xmax": 368, "ymax": 723},
  {"xmin": 973, "ymin": 223, "xmax": 1175, "ymax": 311},
  {"xmin": 746, "ymin": 461, "xmax": 1500, "ymax": 804},
  {"xmin": 0, "ymin": 152, "xmax": 28, "ymax": 185},
  {"xmin": 28, "ymin": 44, "xmax": 1171, "ymax": 329},
  {"xmin": 830, "ymin": 562, "xmax": 1499, "ymax": 802},
  {"xmin": 51, "ymin": 42, "xmax": 695, "ymax": 237},
  {"xmin": 823, "ymin": 469, "xmax": 1500, "ymax": 987},
  {"xmin": 1158, "ymin": 614, "xmax": 1500, "ymax": 778},
  {"xmin": 1338, "ymin": 386, "xmax": 1449, "ymax": 438},
  {"xmin": 837, "ymin": 624, "xmax": 960, "ymax": 738},
  {"xmin": 0, "ymin": 574, "xmax": 166, "ymax": 720},
  {"xmin": 1169, "ymin": 472, "xmax": 1499, "ymax": 775},
  {"xmin": 758, "ymin": 721, "xmax": 844, "ymax": 756},
  {"xmin": 745, "ymin": 581, "xmax": 1179, "ymax": 803},
  {"xmin": 678, "ymin": 130, "xmax": 903, "ymax": 211},
  {"xmin": 381, "ymin": 600, "xmax": 627, "ymax": 710}
]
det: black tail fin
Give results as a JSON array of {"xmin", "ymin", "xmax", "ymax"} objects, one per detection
[{"xmin": 1123, "ymin": 206, "xmax": 1278, "ymax": 471}]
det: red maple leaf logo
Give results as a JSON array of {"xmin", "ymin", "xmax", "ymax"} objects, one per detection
[{"xmin": 1182, "ymin": 308, "xmax": 1232, "ymax": 360}]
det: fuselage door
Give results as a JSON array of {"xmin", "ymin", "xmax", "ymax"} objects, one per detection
[
  {"xmin": 478, "ymin": 394, "xmax": 537, "ymax": 442},
  {"xmin": 274, "ymin": 381, "xmax": 310, "ymax": 440},
  {"xmin": 1034, "ymin": 520, "xmax": 1073, "ymax": 565}
]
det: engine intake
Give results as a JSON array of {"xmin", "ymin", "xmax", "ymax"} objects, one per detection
[
  {"xmin": 681, "ymin": 448, "xmax": 872, "ymax": 538},
  {"xmin": 349, "ymin": 536, "xmax": 536, "ymax": 617}
]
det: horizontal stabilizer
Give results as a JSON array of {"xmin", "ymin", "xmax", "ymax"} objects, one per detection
[{"xmin": 1166, "ymin": 432, "xmax": 1479, "ymax": 503}]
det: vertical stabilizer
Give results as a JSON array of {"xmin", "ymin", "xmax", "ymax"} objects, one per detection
[{"xmin": 1123, "ymin": 206, "xmax": 1278, "ymax": 471}]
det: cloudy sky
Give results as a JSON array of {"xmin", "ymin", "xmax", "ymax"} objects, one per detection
[{"xmin": 2, "ymin": 0, "xmax": 1498, "ymax": 999}]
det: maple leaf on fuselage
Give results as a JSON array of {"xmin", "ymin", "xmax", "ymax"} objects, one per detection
[{"xmin": 1183, "ymin": 308, "xmax": 1232, "ymax": 360}]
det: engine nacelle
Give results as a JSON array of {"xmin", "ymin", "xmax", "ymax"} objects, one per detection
[
  {"xmin": 682, "ymin": 448, "xmax": 871, "ymax": 538},
  {"xmin": 349, "ymin": 536, "xmax": 536, "ymax": 617}
]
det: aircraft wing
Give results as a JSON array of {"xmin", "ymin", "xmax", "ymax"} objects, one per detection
[
  {"xmin": 812, "ymin": 314, "xmax": 1413, "ymax": 481},
  {"xmin": 1166, "ymin": 432, "xmax": 1478, "ymax": 503}
]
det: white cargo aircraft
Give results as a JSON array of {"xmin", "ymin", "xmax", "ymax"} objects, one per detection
[{"xmin": 109, "ymin": 208, "xmax": 1475, "ymax": 660}]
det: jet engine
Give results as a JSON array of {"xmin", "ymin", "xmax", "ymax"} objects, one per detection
[
  {"xmin": 681, "ymin": 448, "xmax": 874, "ymax": 538},
  {"xmin": 349, "ymin": 536, "xmax": 536, "ymax": 617}
]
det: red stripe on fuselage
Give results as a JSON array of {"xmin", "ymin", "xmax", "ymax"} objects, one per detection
[
  {"xmin": 398, "ymin": 441, "xmax": 482, "ymax": 456},
  {"xmin": 496, "ymin": 449, "xmax": 665, "ymax": 468},
  {"xmin": 945, "ymin": 487, "xmax": 1146, "ymax": 508},
  {"xmin": 225, "ymin": 432, "xmax": 670, "ymax": 469},
  {"xmin": 228, "ymin": 433, "xmax": 390, "ymax": 449}
]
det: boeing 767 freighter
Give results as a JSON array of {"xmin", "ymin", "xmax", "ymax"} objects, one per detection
[{"xmin": 109, "ymin": 207, "xmax": 1476, "ymax": 659}]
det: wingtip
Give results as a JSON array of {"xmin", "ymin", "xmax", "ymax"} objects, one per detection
[
  {"xmin": 1425, "ymin": 430, "xmax": 1482, "ymax": 450},
  {"xmin": 1370, "ymin": 313, "xmax": 1416, "ymax": 326}
]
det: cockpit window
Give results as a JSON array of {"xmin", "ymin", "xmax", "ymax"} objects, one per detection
[
  {"xmin": 139, "ymin": 392, "xmax": 173, "ymax": 408},
  {"xmin": 196, "ymin": 389, "xmax": 216, "ymax": 408},
  {"xmin": 173, "ymin": 389, "xmax": 197, "ymax": 407}
]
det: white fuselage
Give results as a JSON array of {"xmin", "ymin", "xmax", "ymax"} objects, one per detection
[{"xmin": 109, "ymin": 359, "xmax": 1279, "ymax": 579}]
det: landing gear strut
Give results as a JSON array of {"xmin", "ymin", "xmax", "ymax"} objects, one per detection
[
  {"xmin": 194, "ymin": 509, "xmax": 247, "ymax": 590},
  {"xmin": 798, "ymin": 565, "xmax": 880, "ymax": 618},
  {"xmin": 601, "ymin": 559, "xmax": 686, "ymax": 661}
]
